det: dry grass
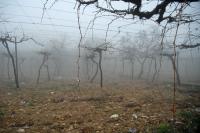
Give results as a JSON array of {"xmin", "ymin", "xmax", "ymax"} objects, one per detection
[{"xmin": 0, "ymin": 80, "xmax": 199, "ymax": 133}]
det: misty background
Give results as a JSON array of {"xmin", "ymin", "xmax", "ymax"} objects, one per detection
[{"xmin": 0, "ymin": 0, "xmax": 200, "ymax": 86}]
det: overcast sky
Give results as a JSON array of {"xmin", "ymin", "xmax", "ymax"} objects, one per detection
[{"xmin": 0, "ymin": 0, "xmax": 200, "ymax": 50}]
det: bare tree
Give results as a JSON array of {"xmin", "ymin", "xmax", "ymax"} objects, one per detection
[
  {"xmin": 160, "ymin": 52, "xmax": 181, "ymax": 85},
  {"xmin": 75, "ymin": 0, "xmax": 199, "ymax": 23},
  {"xmin": 36, "ymin": 51, "xmax": 51, "ymax": 84},
  {"xmin": 49, "ymin": 39, "xmax": 66, "ymax": 80},
  {"xmin": 121, "ymin": 46, "xmax": 137, "ymax": 80},
  {"xmin": 136, "ymin": 56, "xmax": 147, "ymax": 79},
  {"xmin": 18, "ymin": 57, "xmax": 26, "ymax": 81},
  {"xmin": 1, "ymin": 53, "xmax": 11, "ymax": 80},
  {"xmin": 43, "ymin": 0, "xmax": 199, "ymax": 24},
  {"xmin": 119, "ymin": 31, "xmax": 150, "ymax": 80},
  {"xmin": 0, "ymin": 33, "xmax": 42, "ymax": 88},
  {"xmin": 89, "ymin": 52, "xmax": 99, "ymax": 83},
  {"xmin": 151, "ymin": 57, "xmax": 158, "ymax": 82},
  {"xmin": 84, "ymin": 54, "xmax": 90, "ymax": 80},
  {"xmin": 158, "ymin": 42, "xmax": 200, "ymax": 86},
  {"xmin": 83, "ymin": 43, "xmax": 108, "ymax": 88}
]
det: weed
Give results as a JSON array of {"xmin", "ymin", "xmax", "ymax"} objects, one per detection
[
  {"xmin": 156, "ymin": 123, "xmax": 172, "ymax": 133},
  {"xmin": 177, "ymin": 110, "xmax": 200, "ymax": 133},
  {"xmin": 0, "ymin": 108, "xmax": 5, "ymax": 120},
  {"xmin": 27, "ymin": 101, "xmax": 34, "ymax": 106}
]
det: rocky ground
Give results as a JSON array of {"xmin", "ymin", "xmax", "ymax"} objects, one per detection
[{"xmin": 0, "ymin": 81, "xmax": 200, "ymax": 133}]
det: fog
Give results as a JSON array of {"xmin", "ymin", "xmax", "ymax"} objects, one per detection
[
  {"xmin": 0, "ymin": 41, "xmax": 199, "ymax": 85},
  {"xmin": 0, "ymin": 0, "xmax": 200, "ymax": 132}
]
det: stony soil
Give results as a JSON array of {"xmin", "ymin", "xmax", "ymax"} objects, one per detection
[{"xmin": 0, "ymin": 81, "xmax": 199, "ymax": 133}]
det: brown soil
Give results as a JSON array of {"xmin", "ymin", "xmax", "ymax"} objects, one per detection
[{"xmin": 0, "ymin": 81, "xmax": 199, "ymax": 133}]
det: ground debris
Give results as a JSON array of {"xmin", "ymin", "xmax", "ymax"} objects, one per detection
[
  {"xmin": 125, "ymin": 101, "xmax": 140, "ymax": 108},
  {"xmin": 110, "ymin": 114, "xmax": 119, "ymax": 119},
  {"xmin": 51, "ymin": 96, "xmax": 65, "ymax": 103},
  {"xmin": 81, "ymin": 126, "xmax": 95, "ymax": 133},
  {"xmin": 194, "ymin": 107, "xmax": 200, "ymax": 113},
  {"xmin": 128, "ymin": 128, "xmax": 137, "ymax": 133},
  {"xmin": 132, "ymin": 113, "xmax": 138, "ymax": 119},
  {"xmin": 0, "ymin": 81, "xmax": 199, "ymax": 132},
  {"xmin": 141, "ymin": 115, "xmax": 149, "ymax": 119},
  {"xmin": 17, "ymin": 128, "xmax": 25, "ymax": 133}
]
